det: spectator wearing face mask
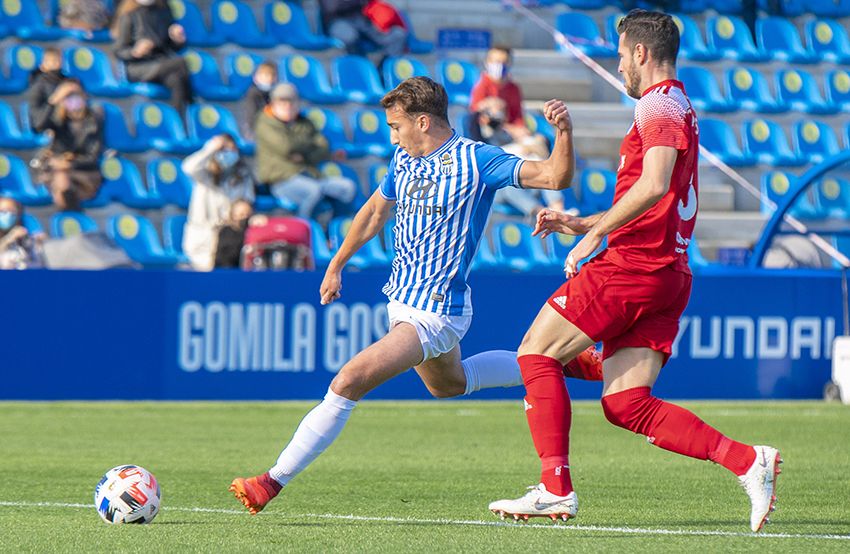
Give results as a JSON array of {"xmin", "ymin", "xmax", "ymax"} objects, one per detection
[
  {"xmin": 28, "ymin": 47, "xmax": 78, "ymax": 134},
  {"xmin": 256, "ymin": 84, "xmax": 355, "ymax": 219},
  {"xmin": 214, "ymin": 199, "xmax": 254, "ymax": 269},
  {"xmin": 0, "ymin": 197, "xmax": 45, "ymax": 270},
  {"xmin": 182, "ymin": 134, "xmax": 255, "ymax": 271},
  {"xmin": 242, "ymin": 61, "xmax": 278, "ymax": 141},
  {"xmin": 470, "ymin": 45, "xmax": 532, "ymax": 142},
  {"xmin": 33, "ymin": 82, "xmax": 104, "ymax": 211}
]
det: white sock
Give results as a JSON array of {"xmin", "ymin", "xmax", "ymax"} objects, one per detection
[
  {"xmin": 268, "ymin": 388, "xmax": 357, "ymax": 486},
  {"xmin": 462, "ymin": 350, "xmax": 523, "ymax": 395}
]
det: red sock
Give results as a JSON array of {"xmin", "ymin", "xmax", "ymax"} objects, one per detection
[
  {"xmin": 601, "ymin": 387, "xmax": 755, "ymax": 476},
  {"xmin": 519, "ymin": 354, "xmax": 573, "ymax": 496},
  {"xmin": 258, "ymin": 472, "xmax": 283, "ymax": 495}
]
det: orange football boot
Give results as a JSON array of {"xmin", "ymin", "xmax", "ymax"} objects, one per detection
[{"xmin": 229, "ymin": 473, "xmax": 281, "ymax": 515}]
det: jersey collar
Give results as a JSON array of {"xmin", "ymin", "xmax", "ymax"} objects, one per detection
[
  {"xmin": 641, "ymin": 79, "xmax": 685, "ymax": 97},
  {"xmin": 423, "ymin": 129, "xmax": 459, "ymax": 161}
]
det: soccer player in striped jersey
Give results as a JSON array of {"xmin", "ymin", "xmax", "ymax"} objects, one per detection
[{"xmin": 230, "ymin": 76, "xmax": 596, "ymax": 514}]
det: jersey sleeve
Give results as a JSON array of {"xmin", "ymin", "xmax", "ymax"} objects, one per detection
[
  {"xmin": 475, "ymin": 143, "xmax": 524, "ymax": 190},
  {"xmin": 378, "ymin": 151, "xmax": 398, "ymax": 200},
  {"xmin": 634, "ymin": 92, "xmax": 690, "ymax": 153}
]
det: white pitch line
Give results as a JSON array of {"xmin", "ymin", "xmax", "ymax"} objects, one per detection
[{"xmin": 2, "ymin": 501, "xmax": 849, "ymax": 541}]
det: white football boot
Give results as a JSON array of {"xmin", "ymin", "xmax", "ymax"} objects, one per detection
[
  {"xmin": 738, "ymin": 445, "xmax": 782, "ymax": 532},
  {"xmin": 488, "ymin": 484, "xmax": 578, "ymax": 522}
]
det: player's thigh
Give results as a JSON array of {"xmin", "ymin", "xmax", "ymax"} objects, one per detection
[
  {"xmin": 601, "ymin": 347, "xmax": 664, "ymax": 396},
  {"xmin": 518, "ymin": 303, "xmax": 595, "ymax": 364},
  {"xmin": 330, "ymin": 322, "xmax": 424, "ymax": 400},
  {"xmin": 413, "ymin": 345, "xmax": 465, "ymax": 398}
]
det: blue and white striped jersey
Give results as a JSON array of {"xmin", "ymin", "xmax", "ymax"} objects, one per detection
[{"xmin": 379, "ymin": 130, "xmax": 524, "ymax": 316}]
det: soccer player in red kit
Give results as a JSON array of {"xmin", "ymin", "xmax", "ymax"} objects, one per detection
[{"xmin": 489, "ymin": 10, "xmax": 781, "ymax": 532}]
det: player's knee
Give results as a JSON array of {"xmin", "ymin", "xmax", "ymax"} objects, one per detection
[
  {"xmin": 329, "ymin": 369, "xmax": 367, "ymax": 401},
  {"xmin": 601, "ymin": 393, "xmax": 634, "ymax": 430},
  {"xmin": 426, "ymin": 382, "xmax": 464, "ymax": 399}
]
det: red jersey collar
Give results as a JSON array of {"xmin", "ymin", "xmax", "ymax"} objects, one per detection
[{"xmin": 641, "ymin": 79, "xmax": 685, "ymax": 97}]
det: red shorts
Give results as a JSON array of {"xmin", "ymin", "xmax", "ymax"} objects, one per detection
[{"xmin": 547, "ymin": 255, "xmax": 692, "ymax": 364}]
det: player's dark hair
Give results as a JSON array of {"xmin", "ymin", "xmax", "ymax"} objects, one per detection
[
  {"xmin": 381, "ymin": 76, "xmax": 449, "ymax": 125},
  {"xmin": 617, "ymin": 9, "xmax": 680, "ymax": 66}
]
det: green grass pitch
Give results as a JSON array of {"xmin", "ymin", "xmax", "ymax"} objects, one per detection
[{"xmin": 1, "ymin": 400, "xmax": 848, "ymax": 552}]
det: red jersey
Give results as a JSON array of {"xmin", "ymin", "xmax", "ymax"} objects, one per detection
[
  {"xmin": 469, "ymin": 75, "xmax": 524, "ymax": 126},
  {"xmin": 603, "ymin": 79, "xmax": 699, "ymax": 275}
]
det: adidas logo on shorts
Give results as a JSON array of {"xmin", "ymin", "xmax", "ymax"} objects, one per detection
[{"xmin": 553, "ymin": 296, "xmax": 567, "ymax": 309}]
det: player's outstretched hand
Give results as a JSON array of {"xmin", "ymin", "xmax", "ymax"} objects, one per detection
[
  {"xmin": 564, "ymin": 232, "xmax": 603, "ymax": 279},
  {"xmin": 533, "ymin": 208, "xmax": 588, "ymax": 239},
  {"xmin": 543, "ymin": 99, "xmax": 572, "ymax": 133},
  {"xmin": 320, "ymin": 269, "xmax": 342, "ymax": 305}
]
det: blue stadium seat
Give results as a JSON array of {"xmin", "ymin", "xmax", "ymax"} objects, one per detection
[
  {"xmin": 825, "ymin": 70, "xmax": 850, "ymax": 112},
  {"xmin": 331, "ymin": 55, "xmax": 385, "ymax": 104},
  {"xmin": 0, "ymin": 101, "xmax": 48, "ymax": 149},
  {"xmin": 671, "ymin": 14, "xmax": 721, "ymax": 62},
  {"xmin": 97, "ymin": 101, "xmax": 144, "ymax": 153},
  {"xmin": 211, "ymin": 0, "xmax": 276, "ymax": 48},
  {"xmin": 679, "ymin": 66, "xmax": 735, "ymax": 113},
  {"xmin": 805, "ymin": 19, "xmax": 850, "ymax": 64},
  {"xmin": 64, "ymin": 46, "xmax": 133, "ymax": 98},
  {"xmin": 742, "ymin": 119, "xmax": 803, "ymax": 166},
  {"xmin": 436, "ymin": 59, "xmax": 479, "ymax": 106},
  {"xmin": 0, "ymin": 0, "xmax": 68, "ymax": 40},
  {"xmin": 0, "ymin": 45, "xmax": 41, "ymax": 95},
  {"xmin": 17, "ymin": 103, "xmax": 43, "ymax": 139},
  {"xmin": 711, "ymin": 0, "xmax": 744, "ymax": 12},
  {"xmin": 183, "ymin": 49, "xmax": 242, "ymax": 101},
  {"xmin": 223, "ymin": 52, "xmax": 265, "ymax": 96},
  {"xmin": 115, "ymin": 63, "xmax": 170, "ymax": 99},
  {"xmin": 706, "ymin": 15, "xmax": 767, "ymax": 62},
  {"xmin": 401, "ymin": 11, "xmax": 433, "ymax": 54},
  {"xmin": 50, "ymin": 211, "xmax": 97, "ymax": 238},
  {"xmin": 814, "ymin": 176, "xmax": 850, "ymax": 219},
  {"xmin": 187, "ymin": 103, "xmax": 253, "ymax": 154},
  {"xmin": 351, "ymin": 109, "xmax": 393, "ymax": 157},
  {"xmin": 308, "ymin": 219, "xmax": 332, "ymax": 269},
  {"xmin": 556, "ymin": 0, "xmax": 608, "ymax": 8},
  {"xmin": 133, "ymin": 101, "xmax": 195, "ymax": 154},
  {"xmin": 265, "ymin": 1, "xmax": 341, "ymax": 50},
  {"xmin": 756, "ymin": 17, "xmax": 817, "ymax": 64},
  {"xmin": 604, "ymin": 13, "xmax": 623, "ymax": 49},
  {"xmin": 0, "ymin": 153, "xmax": 50, "ymax": 205},
  {"xmin": 546, "ymin": 231, "xmax": 581, "ymax": 269},
  {"xmin": 147, "ymin": 158, "xmax": 192, "ymax": 209},
  {"xmin": 369, "ymin": 163, "xmax": 388, "ymax": 194},
  {"xmin": 523, "ymin": 111, "xmax": 556, "ymax": 151},
  {"xmin": 493, "ymin": 222, "xmax": 551, "ymax": 271},
  {"xmin": 382, "ymin": 219, "xmax": 395, "ymax": 258},
  {"xmin": 86, "ymin": 157, "xmax": 162, "ymax": 209},
  {"xmin": 471, "ymin": 229, "xmax": 499, "ymax": 272},
  {"xmin": 20, "ymin": 213, "xmax": 43, "ymax": 235},
  {"xmin": 162, "ymin": 214, "xmax": 190, "ymax": 263},
  {"xmin": 805, "ymin": 0, "xmax": 850, "ymax": 17},
  {"xmin": 304, "ymin": 107, "xmax": 368, "ymax": 158},
  {"xmin": 760, "ymin": 170, "xmax": 819, "ymax": 217},
  {"xmin": 319, "ymin": 161, "xmax": 367, "ymax": 211},
  {"xmin": 328, "ymin": 216, "xmax": 389, "ymax": 269},
  {"xmin": 724, "ymin": 67, "xmax": 787, "ymax": 114},
  {"xmin": 280, "ymin": 54, "xmax": 345, "ymax": 104},
  {"xmin": 555, "ymin": 12, "xmax": 615, "ymax": 57},
  {"xmin": 382, "ymin": 56, "xmax": 430, "ymax": 90},
  {"xmin": 580, "ymin": 169, "xmax": 616, "ymax": 213},
  {"xmin": 687, "ymin": 237, "xmax": 710, "ymax": 268},
  {"xmin": 107, "ymin": 214, "xmax": 181, "ymax": 268},
  {"xmin": 792, "ymin": 119, "xmax": 840, "ymax": 165},
  {"xmin": 776, "ymin": 69, "xmax": 837, "ymax": 115},
  {"xmin": 699, "ymin": 118, "xmax": 754, "ymax": 166},
  {"xmin": 169, "ymin": 0, "xmax": 225, "ymax": 47},
  {"xmin": 759, "ymin": 0, "xmax": 805, "ymax": 16}
]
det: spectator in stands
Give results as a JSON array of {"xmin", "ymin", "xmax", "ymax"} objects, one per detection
[
  {"xmin": 112, "ymin": 0, "xmax": 192, "ymax": 114},
  {"xmin": 27, "ymin": 47, "xmax": 76, "ymax": 134},
  {"xmin": 182, "ymin": 134, "xmax": 255, "ymax": 272},
  {"xmin": 33, "ymin": 82, "xmax": 104, "ymax": 211},
  {"xmin": 59, "ymin": 0, "xmax": 112, "ymax": 36},
  {"xmin": 319, "ymin": 0, "xmax": 408, "ymax": 60},
  {"xmin": 242, "ymin": 61, "xmax": 278, "ymax": 141},
  {"xmin": 214, "ymin": 199, "xmax": 254, "ymax": 269},
  {"xmin": 470, "ymin": 46, "xmax": 531, "ymax": 143},
  {"xmin": 0, "ymin": 197, "xmax": 44, "ymax": 270},
  {"xmin": 256, "ymin": 84, "xmax": 355, "ymax": 219}
]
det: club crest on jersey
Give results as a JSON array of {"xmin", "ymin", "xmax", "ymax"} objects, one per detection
[
  {"xmin": 405, "ymin": 177, "xmax": 439, "ymax": 200},
  {"xmin": 439, "ymin": 152, "xmax": 453, "ymax": 175}
]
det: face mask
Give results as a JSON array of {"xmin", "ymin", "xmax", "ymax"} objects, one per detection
[
  {"xmin": 0, "ymin": 211, "xmax": 17, "ymax": 230},
  {"xmin": 64, "ymin": 95, "xmax": 85, "ymax": 112},
  {"xmin": 136, "ymin": 0, "xmax": 155, "ymax": 6},
  {"xmin": 486, "ymin": 62, "xmax": 508, "ymax": 81},
  {"xmin": 214, "ymin": 150, "xmax": 239, "ymax": 171},
  {"xmin": 255, "ymin": 80, "xmax": 273, "ymax": 92}
]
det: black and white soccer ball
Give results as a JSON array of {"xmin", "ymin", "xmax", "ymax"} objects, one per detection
[{"xmin": 94, "ymin": 465, "xmax": 161, "ymax": 524}]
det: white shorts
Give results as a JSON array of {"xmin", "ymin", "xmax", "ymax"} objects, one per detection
[{"xmin": 386, "ymin": 300, "xmax": 472, "ymax": 363}]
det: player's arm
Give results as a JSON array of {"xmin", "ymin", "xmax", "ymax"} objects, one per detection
[
  {"xmin": 517, "ymin": 99, "xmax": 575, "ymax": 191},
  {"xmin": 320, "ymin": 190, "xmax": 395, "ymax": 305},
  {"xmin": 533, "ymin": 209, "xmax": 607, "ymax": 239}
]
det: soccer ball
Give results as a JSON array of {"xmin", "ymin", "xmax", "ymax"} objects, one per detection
[{"xmin": 94, "ymin": 465, "xmax": 161, "ymax": 524}]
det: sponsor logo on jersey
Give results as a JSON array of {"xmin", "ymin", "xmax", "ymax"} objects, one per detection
[{"xmin": 405, "ymin": 177, "xmax": 439, "ymax": 200}]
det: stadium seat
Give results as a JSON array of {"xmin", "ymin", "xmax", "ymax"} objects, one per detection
[
  {"xmin": 756, "ymin": 17, "xmax": 817, "ymax": 64},
  {"xmin": 162, "ymin": 214, "xmax": 190, "ymax": 262},
  {"xmin": 331, "ymin": 55, "xmax": 385, "ymax": 104},
  {"xmin": 147, "ymin": 158, "xmax": 192, "ymax": 209},
  {"xmin": 107, "ymin": 214, "xmax": 181, "ymax": 268},
  {"xmin": 471, "ymin": 229, "xmax": 499, "ymax": 271},
  {"xmin": 712, "ymin": 0, "xmax": 744, "ymax": 12},
  {"xmin": 86, "ymin": 157, "xmax": 162, "ymax": 209},
  {"xmin": 64, "ymin": 46, "xmax": 135, "ymax": 98},
  {"xmin": 133, "ymin": 102, "xmax": 194, "ymax": 154},
  {"xmin": 169, "ymin": 0, "xmax": 225, "ymax": 47},
  {"xmin": 580, "ymin": 169, "xmax": 616, "ymax": 213},
  {"xmin": 20, "ymin": 213, "xmax": 43, "ymax": 235},
  {"xmin": 401, "ymin": 11, "xmax": 434, "ymax": 54},
  {"xmin": 724, "ymin": 67, "xmax": 787, "ymax": 114},
  {"xmin": 382, "ymin": 56, "xmax": 430, "ymax": 90},
  {"xmin": 0, "ymin": 101, "xmax": 48, "ymax": 149},
  {"xmin": 114, "ymin": 63, "xmax": 170, "ymax": 99},
  {"xmin": 671, "ymin": 14, "xmax": 721, "ymax": 62},
  {"xmin": 369, "ymin": 163, "xmax": 388, "ymax": 194},
  {"xmin": 223, "ymin": 52, "xmax": 265, "ymax": 96},
  {"xmin": 210, "ymin": 0, "xmax": 276, "ymax": 48},
  {"xmin": 805, "ymin": 0, "xmax": 850, "ymax": 17},
  {"xmin": 814, "ymin": 176, "xmax": 850, "ymax": 219},
  {"xmin": 0, "ymin": 0, "xmax": 68, "ymax": 40},
  {"xmin": 308, "ymin": 219, "xmax": 332, "ymax": 269},
  {"xmin": 187, "ymin": 103, "xmax": 253, "ymax": 154},
  {"xmin": 351, "ymin": 109, "xmax": 393, "ymax": 157},
  {"xmin": 699, "ymin": 118, "xmax": 754, "ymax": 166},
  {"xmin": 705, "ymin": 16, "xmax": 767, "ymax": 62},
  {"xmin": 493, "ymin": 222, "xmax": 550, "ymax": 271},
  {"xmin": 280, "ymin": 54, "xmax": 345, "ymax": 104},
  {"xmin": 687, "ymin": 237, "xmax": 710, "ymax": 268},
  {"xmin": 776, "ymin": 69, "xmax": 837, "ymax": 115},
  {"xmin": 759, "ymin": 0, "xmax": 805, "ymax": 16},
  {"xmin": 826, "ymin": 70, "xmax": 850, "ymax": 112},
  {"xmin": 318, "ymin": 161, "xmax": 367, "ymax": 210},
  {"xmin": 184, "ymin": 50, "xmax": 243, "ymax": 102},
  {"xmin": 792, "ymin": 119, "xmax": 840, "ymax": 165},
  {"xmin": 0, "ymin": 45, "xmax": 42, "ymax": 95},
  {"xmin": 50, "ymin": 211, "xmax": 97, "ymax": 238},
  {"xmin": 761, "ymin": 171, "xmax": 806, "ymax": 216},
  {"xmin": 546, "ymin": 231, "xmax": 582, "ymax": 268},
  {"xmin": 304, "ymin": 107, "xmax": 368, "ymax": 158},
  {"xmin": 97, "ymin": 101, "xmax": 144, "ymax": 153},
  {"xmin": 328, "ymin": 216, "xmax": 389, "ymax": 269},
  {"xmin": 742, "ymin": 119, "xmax": 803, "ymax": 166},
  {"xmin": 555, "ymin": 12, "xmax": 616, "ymax": 57},
  {"xmin": 0, "ymin": 153, "xmax": 51, "ymax": 206},
  {"xmin": 264, "ymin": 1, "xmax": 341, "ymax": 50},
  {"xmin": 523, "ymin": 111, "xmax": 556, "ymax": 151},
  {"xmin": 679, "ymin": 66, "xmax": 735, "ymax": 113},
  {"xmin": 805, "ymin": 19, "xmax": 850, "ymax": 64},
  {"xmin": 436, "ymin": 59, "xmax": 480, "ymax": 106}
]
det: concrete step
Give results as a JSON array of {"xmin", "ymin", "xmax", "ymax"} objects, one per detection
[
  {"xmin": 694, "ymin": 211, "xmax": 767, "ymax": 243},
  {"xmin": 699, "ymin": 183, "xmax": 736, "ymax": 212}
]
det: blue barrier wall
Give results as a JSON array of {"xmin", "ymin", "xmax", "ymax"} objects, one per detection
[{"xmin": 0, "ymin": 268, "xmax": 841, "ymax": 400}]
